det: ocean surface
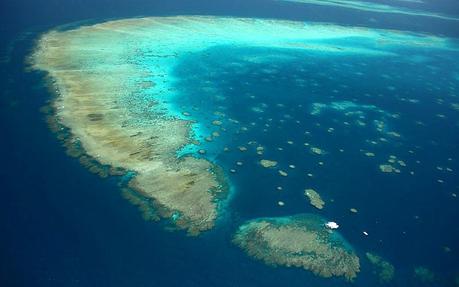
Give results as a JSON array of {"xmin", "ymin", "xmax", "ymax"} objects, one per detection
[{"xmin": 1, "ymin": 1, "xmax": 459, "ymax": 286}]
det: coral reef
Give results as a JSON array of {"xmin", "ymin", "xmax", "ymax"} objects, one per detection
[
  {"xmin": 30, "ymin": 15, "xmax": 456, "ymax": 234},
  {"xmin": 260, "ymin": 159, "xmax": 278, "ymax": 168},
  {"xmin": 279, "ymin": 0, "xmax": 459, "ymax": 21},
  {"xmin": 304, "ymin": 189, "xmax": 325, "ymax": 209},
  {"xmin": 233, "ymin": 214, "xmax": 360, "ymax": 281},
  {"xmin": 366, "ymin": 252, "xmax": 395, "ymax": 283}
]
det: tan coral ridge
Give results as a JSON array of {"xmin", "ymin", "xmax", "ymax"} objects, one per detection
[
  {"xmin": 30, "ymin": 19, "xmax": 227, "ymax": 236},
  {"xmin": 233, "ymin": 214, "xmax": 360, "ymax": 281}
]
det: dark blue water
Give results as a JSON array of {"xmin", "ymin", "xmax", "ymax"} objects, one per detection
[
  {"xmin": 1, "ymin": 1, "xmax": 459, "ymax": 286},
  {"xmin": 172, "ymin": 44, "xmax": 459, "ymax": 285}
]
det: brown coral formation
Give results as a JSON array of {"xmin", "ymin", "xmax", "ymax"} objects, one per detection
[
  {"xmin": 30, "ymin": 19, "xmax": 227, "ymax": 235},
  {"xmin": 233, "ymin": 214, "xmax": 360, "ymax": 281},
  {"xmin": 260, "ymin": 159, "xmax": 278, "ymax": 168}
]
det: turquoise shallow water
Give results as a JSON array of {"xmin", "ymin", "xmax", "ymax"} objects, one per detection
[{"xmin": 1, "ymin": 1, "xmax": 459, "ymax": 286}]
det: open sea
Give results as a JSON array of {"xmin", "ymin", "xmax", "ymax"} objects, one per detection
[{"xmin": 1, "ymin": 1, "xmax": 459, "ymax": 286}]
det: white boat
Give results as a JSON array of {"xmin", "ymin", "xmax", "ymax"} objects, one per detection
[{"xmin": 325, "ymin": 221, "xmax": 339, "ymax": 229}]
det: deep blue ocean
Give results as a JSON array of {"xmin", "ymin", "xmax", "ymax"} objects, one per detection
[{"xmin": 1, "ymin": 1, "xmax": 459, "ymax": 286}]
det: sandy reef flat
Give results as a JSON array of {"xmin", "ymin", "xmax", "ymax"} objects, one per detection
[{"xmin": 233, "ymin": 214, "xmax": 361, "ymax": 281}]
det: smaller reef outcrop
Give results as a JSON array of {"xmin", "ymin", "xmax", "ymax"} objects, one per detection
[
  {"xmin": 366, "ymin": 252, "xmax": 395, "ymax": 283},
  {"xmin": 233, "ymin": 214, "xmax": 360, "ymax": 281}
]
